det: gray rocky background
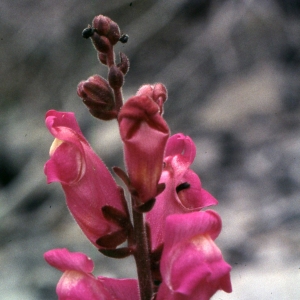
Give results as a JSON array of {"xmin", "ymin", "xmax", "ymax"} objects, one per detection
[{"xmin": 1, "ymin": 0, "xmax": 300, "ymax": 299}]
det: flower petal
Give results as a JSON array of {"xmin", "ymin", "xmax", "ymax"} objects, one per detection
[
  {"xmin": 44, "ymin": 248, "xmax": 94, "ymax": 273},
  {"xmin": 165, "ymin": 133, "xmax": 196, "ymax": 164},
  {"xmin": 98, "ymin": 277, "xmax": 139, "ymax": 300},
  {"xmin": 57, "ymin": 270, "xmax": 112, "ymax": 300}
]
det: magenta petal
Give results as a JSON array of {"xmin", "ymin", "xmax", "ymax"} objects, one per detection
[
  {"xmin": 178, "ymin": 169, "xmax": 218, "ymax": 208},
  {"xmin": 44, "ymin": 248, "xmax": 94, "ymax": 273},
  {"xmin": 165, "ymin": 133, "xmax": 196, "ymax": 164},
  {"xmin": 46, "ymin": 110, "xmax": 83, "ymax": 136},
  {"xmin": 146, "ymin": 167, "xmax": 187, "ymax": 250},
  {"xmin": 45, "ymin": 142, "xmax": 84, "ymax": 184},
  {"xmin": 57, "ymin": 270, "xmax": 113, "ymax": 300},
  {"xmin": 163, "ymin": 211, "xmax": 222, "ymax": 247},
  {"xmin": 98, "ymin": 277, "xmax": 139, "ymax": 300},
  {"xmin": 44, "ymin": 110, "xmax": 125, "ymax": 247},
  {"xmin": 157, "ymin": 211, "xmax": 232, "ymax": 300}
]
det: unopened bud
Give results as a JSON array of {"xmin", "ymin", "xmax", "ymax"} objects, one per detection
[
  {"xmin": 136, "ymin": 85, "xmax": 153, "ymax": 98},
  {"xmin": 117, "ymin": 52, "xmax": 130, "ymax": 75},
  {"xmin": 107, "ymin": 21, "xmax": 121, "ymax": 45},
  {"xmin": 91, "ymin": 34, "xmax": 111, "ymax": 53},
  {"xmin": 92, "ymin": 15, "xmax": 121, "ymax": 46},
  {"xmin": 108, "ymin": 65, "xmax": 124, "ymax": 89},
  {"xmin": 92, "ymin": 15, "xmax": 110, "ymax": 36},
  {"xmin": 77, "ymin": 75, "xmax": 116, "ymax": 119},
  {"xmin": 98, "ymin": 53, "xmax": 107, "ymax": 65},
  {"xmin": 136, "ymin": 83, "xmax": 168, "ymax": 114}
]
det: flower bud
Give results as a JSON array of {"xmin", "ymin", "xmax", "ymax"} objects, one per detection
[
  {"xmin": 117, "ymin": 52, "xmax": 130, "ymax": 75},
  {"xmin": 136, "ymin": 83, "xmax": 168, "ymax": 114},
  {"xmin": 107, "ymin": 21, "xmax": 121, "ymax": 45},
  {"xmin": 98, "ymin": 52, "xmax": 107, "ymax": 65},
  {"xmin": 92, "ymin": 15, "xmax": 121, "ymax": 46},
  {"xmin": 108, "ymin": 65, "xmax": 124, "ymax": 89},
  {"xmin": 92, "ymin": 15, "xmax": 110, "ymax": 36},
  {"xmin": 153, "ymin": 83, "xmax": 167, "ymax": 113},
  {"xmin": 91, "ymin": 34, "xmax": 111, "ymax": 54},
  {"xmin": 77, "ymin": 75, "xmax": 116, "ymax": 120}
]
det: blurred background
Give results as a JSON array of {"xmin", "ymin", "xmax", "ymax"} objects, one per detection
[{"xmin": 1, "ymin": 0, "xmax": 300, "ymax": 299}]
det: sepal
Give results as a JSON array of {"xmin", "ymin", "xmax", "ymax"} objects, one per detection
[
  {"xmin": 96, "ymin": 230, "xmax": 128, "ymax": 248},
  {"xmin": 99, "ymin": 247, "xmax": 133, "ymax": 259},
  {"xmin": 133, "ymin": 198, "xmax": 156, "ymax": 213}
]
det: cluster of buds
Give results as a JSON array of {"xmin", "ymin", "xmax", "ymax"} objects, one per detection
[
  {"xmin": 44, "ymin": 14, "xmax": 232, "ymax": 300},
  {"xmin": 78, "ymin": 16, "xmax": 129, "ymax": 120}
]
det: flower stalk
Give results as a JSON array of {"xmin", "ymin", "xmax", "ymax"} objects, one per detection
[
  {"xmin": 132, "ymin": 201, "xmax": 154, "ymax": 300},
  {"xmin": 44, "ymin": 13, "xmax": 232, "ymax": 300}
]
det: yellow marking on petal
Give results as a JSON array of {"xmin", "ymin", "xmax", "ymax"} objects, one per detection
[
  {"xmin": 49, "ymin": 138, "xmax": 64, "ymax": 156},
  {"xmin": 192, "ymin": 234, "xmax": 222, "ymax": 258}
]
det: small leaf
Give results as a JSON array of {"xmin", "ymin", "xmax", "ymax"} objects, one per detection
[
  {"xmin": 113, "ymin": 166, "xmax": 130, "ymax": 187},
  {"xmin": 99, "ymin": 247, "xmax": 133, "ymax": 259},
  {"xmin": 96, "ymin": 230, "xmax": 127, "ymax": 248},
  {"xmin": 134, "ymin": 198, "xmax": 156, "ymax": 213},
  {"xmin": 102, "ymin": 205, "xmax": 130, "ymax": 228}
]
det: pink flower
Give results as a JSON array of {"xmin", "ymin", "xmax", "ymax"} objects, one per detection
[
  {"xmin": 44, "ymin": 110, "xmax": 128, "ymax": 248},
  {"xmin": 44, "ymin": 248, "xmax": 139, "ymax": 300},
  {"xmin": 156, "ymin": 211, "xmax": 232, "ymax": 300},
  {"xmin": 118, "ymin": 94, "xmax": 169, "ymax": 206},
  {"xmin": 146, "ymin": 134, "xmax": 218, "ymax": 251}
]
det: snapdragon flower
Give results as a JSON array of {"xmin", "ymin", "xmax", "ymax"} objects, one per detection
[
  {"xmin": 44, "ymin": 110, "xmax": 129, "ymax": 249},
  {"xmin": 44, "ymin": 248, "xmax": 139, "ymax": 300},
  {"xmin": 146, "ymin": 133, "xmax": 218, "ymax": 251},
  {"xmin": 118, "ymin": 93, "xmax": 170, "ymax": 207},
  {"xmin": 156, "ymin": 211, "xmax": 232, "ymax": 300}
]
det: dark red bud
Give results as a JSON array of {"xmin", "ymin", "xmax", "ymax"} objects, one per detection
[
  {"xmin": 77, "ymin": 75, "xmax": 117, "ymax": 120},
  {"xmin": 91, "ymin": 34, "xmax": 111, "ymax": 53},
  {"xmin": 97, "ymin": 52, "xmax": 107, "ymax": 65},
  {"xmin": 117, "ymin": 52, "xmax": 130, "ymax": 75},
  {"xmin": 107, "ymin": 21, "xmax": 121, "ymax": 45},
  {"xmin": 92, "ymin": 15, "xmax": 110, "ymax": 36},
  {"xmin": 108, "ymin": 65, "xmax": 124, "ymax": 89}
]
